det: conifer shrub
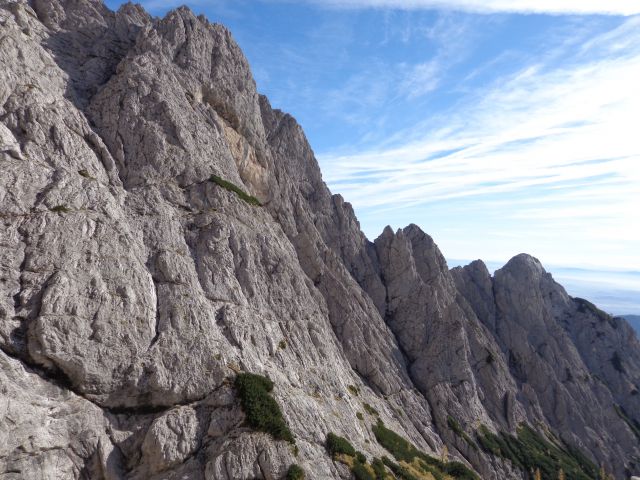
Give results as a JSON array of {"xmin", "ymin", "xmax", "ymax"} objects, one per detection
[
  {"xmin": 50, "ymin": 205, "xmax": 70, "ymax": 213},
  {"xmin": 372, "ymin": 420, "xmax": 479, "ymax": 480},
  {"xmin": 352, "ymin": 462, "xmax": 376, "ymax": 480},
  {"xmin": 325, "ymin": 432, "xmax": 356, "ymax": 457},
  {"xmin": 371, "ymin": 458, "xmax": 386, "ymax": 479},
  {"xmin": 476, "ymin": 423, "xmax": 597, "ymax": 480},
  {"xmin": 286, "ymin": 464, "xmax": 305, "ymax": 480},
  {"xmin": 235, "ymin": 372, "xmax": 294, "ymax": 443}
]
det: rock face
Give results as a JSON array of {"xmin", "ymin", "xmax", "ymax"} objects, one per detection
[{"xmin": 0, "ymin": 1, "xmax": 639, "ymax": 479}]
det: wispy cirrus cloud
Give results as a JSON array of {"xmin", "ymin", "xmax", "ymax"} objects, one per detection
[
  {"xmin": 287, "ymin": 0, "xmax": 640, "ymax": 16},
  {"xmin": 319, "ymin": 17, "xmax": 640, "ymax": 268}
]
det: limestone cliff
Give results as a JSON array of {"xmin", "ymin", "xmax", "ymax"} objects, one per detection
[{"xmin": 1, "ymin": 1, "xmax": 639, "ymax": 479}]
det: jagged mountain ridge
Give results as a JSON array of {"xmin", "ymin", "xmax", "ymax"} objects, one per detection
[{"xmin": 0, "ymin": 1, "xmax": 639, "ymax": 479}]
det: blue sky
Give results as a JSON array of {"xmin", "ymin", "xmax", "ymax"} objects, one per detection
[{"xmin": 105, "ymin": 0, "xmax": 640, "ymax": 312}]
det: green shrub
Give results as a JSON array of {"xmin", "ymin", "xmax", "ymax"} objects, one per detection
[
  {"xmin": 352, "ymin": 462, "xmax": 375, "ymax": 480},
  {"xmin": 476, "ymin": 423, "xmax": 597, "ymax": 480},
  {"xmin": 326, "ymin": 432, "xmax": 356, "ymax": 457},
  {"xmin": 447, "ymin": 416, "xmax": 477, "ymax": 450},
  {"xmin": 372, "ymin": 420, "xmax": 419, "ymax": 463},
  {"xmin": 50, "ymin": 205, "xmax": 70, "ymax": 213},
  {"xmin": 447, "ymin": 416, "xmax": 464, "ymax": 436},
  {"xmin": 486, "ymin": 352, "xmax": 495, "ymax": 364},
  {"xmin": 611, "ymin": 351, "xmax": 626, "ymax": 373},
  {"xmin": 357, "ymin": 412, "xmax": 364, "ymax": 421},
  {"xmin": 348, "ymin": 385, "xmax": 360, "ymax": 396},
  {"xmin": 355, "ymin": 451, "xmax": 367, "ymax": 464},
  {"xmin": 235, "ymin": 373, "xmax": 294, "ymax": 443},
  {"xmin": 443, "ymin": 461, "xmax": 478, "ymax": 480},
  {"xmin": 373, "ymin": 420, "xmax": 479, "ymax": 480},
  {"xmin": 209, "ymin": 174, "xmax": 261, "ymax": 206},
  {"xmin": 286, "ymin": 464, "xmax": 305, "ymax": 480},
  {"xmin": 278, "ymin": 339, "xmax": 287, "ymax": 349},
  {"xmin": 381, "ymin": 457, "xmax": 419, "ymax": 480},
  {"xmin": 371, "ymin": 458, "xmax": 386, "ymax": 479},
  {"xmin": 362, "ymin": 402, "xmax": 379, "ymax": 417}
]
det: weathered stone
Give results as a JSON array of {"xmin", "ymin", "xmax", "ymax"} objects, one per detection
[{"xmin": 1, "ymin": 0, "xmax": 639, "ymax": 478}]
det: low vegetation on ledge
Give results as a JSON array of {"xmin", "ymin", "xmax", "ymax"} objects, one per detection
[
  {"xmin": 372, "ymin": 420, "xmax": 479, "ymax": 480},
  {"xmin": 476, "ymin": 423, "xmax": 598, "ymax": 480},
  {"xmin": 235, "ymin": 372, "xmax": 294, "ymax": 443},
  {"xmin": 210, "ymin": 174, "xmax": 261, "ymax": 206}
]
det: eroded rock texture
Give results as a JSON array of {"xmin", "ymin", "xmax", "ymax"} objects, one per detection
[{"xmin": 1, "ymin": 1, "xmax": 639, "ymax": 478}]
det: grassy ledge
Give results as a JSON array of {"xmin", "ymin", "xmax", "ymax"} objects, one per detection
[
  {"xmin": 372, "ymin": 420, "xmax": 478, "ymax": 480},
  {"xmin": 209, "ymin": 174, "xmax": 261, "ymax": 206},
  {"xmin": 326, "ymin": 433, "xmax": 389, "ymax": 479},
  {"xmin": 476, "ymin": 423, "xmax": 597, "ymax": 480},
  {"xmin": 235, "ymin": 372, "xmax": 294, "ymax": 443}
]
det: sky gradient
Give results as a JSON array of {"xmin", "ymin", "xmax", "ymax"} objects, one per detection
[{"xmin": 105, "ymin": 0, "xmax": 640, "ymax": 313}]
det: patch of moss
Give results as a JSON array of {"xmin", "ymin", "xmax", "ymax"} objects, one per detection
[
  {"xmin": 209, "ymin": 174, "xmax": 261, "ymax": 206},
  {"xmin": 348, "ymin": 384, "xmax": 360, "ymax": 396},
  {"xmin": 234, "ymin": 373, "xmax": 294, "ymax": 443},
  {"xmin": 476, "ymin": 423, "xmax": 597, "ymax": 480},
  {"xmin": 363, "ymin": 402, "xmax": 379, "ymax": 416},
  {"xmin": 286, "ymin": 464, "xmax": 305, "ymax": 480}
]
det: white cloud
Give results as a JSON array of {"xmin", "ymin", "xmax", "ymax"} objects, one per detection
[
  {"xmin": 319, "ymin": 17, "xmax": 640, "ymax": 269},
  {"xmin": 294, "ymin": 0, "xmax": 640, "ymax": 16}
]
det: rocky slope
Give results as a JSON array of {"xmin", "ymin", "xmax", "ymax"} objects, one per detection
[{"xmin": 0, "ymin": 1, "xmax": 639, "ymax": 479}]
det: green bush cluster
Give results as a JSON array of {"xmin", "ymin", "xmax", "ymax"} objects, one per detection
[
  {"xmin": 286, "ymin": 464, "xmax": 305, "ymax": 480},
  {"xmin": 352, "ymin": 462, "xmax": 375, "ymax": 480},
  {"xmin": 234, "ymin": 373, "xmax": 294, "ymax": 443},
  {"xmin": 447, "ymin": 416, "xmax": 478, "ymax": 450},
  {"xmin": 348, "ymin": 385, "xmax": 360, "ymax": 396},
  {"xmin": 326, "ymin": 433, "xmax": 390, "ymax": 480},
  {"xmin": 209, "ymin": 174, "xmax": 261, "ymax": 206},
  {"xmin": 381, "ymin": 456, "xmax": 421, "ymax": 480},
  {"xmin": 476, "ymin": 424, "xmax": 597, "ymax": 480},
  {"xmin": 325, "ymin": 432, "xmax": 356, "ymax": 457},
  {"xmin": 372, "ymin": 458, "xmax": 387, "ymax": 479},
  {"xmin": 372, "ymin": 420, "xmax": 479, "ymax": 480}
]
